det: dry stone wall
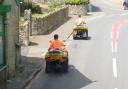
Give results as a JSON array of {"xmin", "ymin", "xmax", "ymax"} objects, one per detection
[
  {"xmin": 31, "ymin": 7, "xmax": 68, "ymax": 35},
  {"xmin": 66, "ymin": 4, "xmax": 87, "ymax": 15}
]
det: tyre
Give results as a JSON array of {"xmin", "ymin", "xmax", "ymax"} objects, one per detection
[
  {"xmin": 45, "ymin": 62, "xmax": 51, "ymax": 73},
  {"xmin": 63, "ymin": 59, "xmax": 68, "ymax": 73},
  {"xmin": 73, "ymin": 35, "xmax": 77, "ymax": 40},
  {"xmin": 73, "ymin": 33, "xmax": 77, "ymax": 40},
  {"xmin": 45, "ymin": 67, "xmax": 50, "ymax": 73},
  {"xmin": 83, "ymin": 37, "xmax": 88, "ymax": 40},
  {"xmin": 124, "ymin": 6, "xmax": 128, "ymax": 10}
]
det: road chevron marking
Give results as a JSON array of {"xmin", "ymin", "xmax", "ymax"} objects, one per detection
[
  {"xmin": 111, "ymin": 19, "xmax": 128, "ymax": 53},
  {"xmin": 112, "ymin": 58, "xmax": 118, "ymax": 78}
]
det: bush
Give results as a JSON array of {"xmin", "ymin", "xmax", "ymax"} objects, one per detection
[
  {"xmin": 20, "ymin": 2, "xmax": 43, "ymax": 16},
  {"xmin": 0, "ymin": 0, "xmax": 4, "ymax": 4},
  {"xmin": 64, "ymin": 0, "xmax": 90, "ymax": 5},
  {"xmin": 48, "ymin": 1, "xmax": 61, "ymax": 11}
]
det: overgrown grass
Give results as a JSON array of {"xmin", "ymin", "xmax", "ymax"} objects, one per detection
[
  {"xmin": 20, "ymin": 17, "xmax": 24, "ymax": 22},
  {"xmin": 19, "ymin": 16, "xmax": 24, "ymax": 25},
  {"xmin": 48, "ymin": 1, "xmax": 62, "ymax": 11},
  {"xmin": 32, "ymin": 13, "xmax": 48, "ymax": 18}
]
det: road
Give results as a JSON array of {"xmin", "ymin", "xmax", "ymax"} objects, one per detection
[{"xmin": 25, "ymin": 0, "xmax": 128, "ymax": 89}]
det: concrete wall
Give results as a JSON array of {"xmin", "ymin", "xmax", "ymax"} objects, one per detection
[
  {"xmin": 31, "ymin": 7, "xmax": 68, "ymax": 35},
  {"xmin": 4, "ymin": 0, "xmax": 21, "ymax": 78}
]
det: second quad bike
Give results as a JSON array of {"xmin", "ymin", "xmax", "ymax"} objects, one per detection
[
  {"xmin": 73, "ymin": 25, "xmax": 88, "ymax": 40},
  {"xmin": 123, "ymin": 2, "xmax": 128, "ymax": 10}
]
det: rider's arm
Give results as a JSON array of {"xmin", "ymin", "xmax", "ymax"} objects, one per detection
[
  {"xmin": 61, "ymin": 41, "xmax": 65, "ymax": 47},
  {"xmin": 82, "ymin": 19, "xmax": 86, "ymax": 24},
  {"xmin": 75, "ymin": 19, "xmax": 79, "ymax": 25},
  {"xmin": 48, "ymin": 42, "xmax": 53, "ymax": 51}
]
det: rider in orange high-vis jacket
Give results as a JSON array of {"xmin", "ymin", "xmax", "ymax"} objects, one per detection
[{"xmin": 48, "ymin": 34, "xmax": 65, "ymax": 51}]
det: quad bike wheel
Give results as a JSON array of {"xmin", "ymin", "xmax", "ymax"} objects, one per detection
[{"xmin": 45, "ymin": 61, "xmax": 52, "ymax": 73}]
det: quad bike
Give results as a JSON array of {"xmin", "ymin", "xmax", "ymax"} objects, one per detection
[
  {"xmin": 45, "ymin": 49, "xmax": 68, "ymax": 73},
  {"xmin": 73, "ymin": 24, "xmax": 88, "ymax": 40},
  {"xmin": 123, "ymin": 2, "xmax": 128, "ymax": 10}
]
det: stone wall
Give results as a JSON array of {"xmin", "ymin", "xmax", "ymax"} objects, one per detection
[
  {"xmin": 66, "ymin": 4, "xmax": 87, "ymax": 15},
  {"xmin": 19, "ymin": 10, "xmax": 32, "ymax": 46},
  {"xmin": 31, "ymin": 7, "xmax": 68, "ymax": 35},
  {"xmin": 19, "ymin": 21, "xmax": 30, "ymax": 46}
]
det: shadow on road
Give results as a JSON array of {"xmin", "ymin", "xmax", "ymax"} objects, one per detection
[
  {"xmin": 29, "ymin": 41, "xmax": 39, "ymax": 46},
  {"xmin": 32, "ymin": 65, "xmax": 96, "ymax": 89},
  {"xmin": 74, "ymin": 36, "xmax": 92, "ymax": 40},
  {"xmin": 91, "ymin": 5, "xmax": 102, "ymax": 12}
]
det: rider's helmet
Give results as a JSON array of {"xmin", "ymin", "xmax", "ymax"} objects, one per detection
[{"xmin": 54, "ymin": 34, "xmax": 59, "ymax": 40}]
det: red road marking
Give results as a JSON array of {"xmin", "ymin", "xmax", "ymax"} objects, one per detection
[{"xmin": 112, "ymin": 19, "xmax": 128, "ymax": 53}]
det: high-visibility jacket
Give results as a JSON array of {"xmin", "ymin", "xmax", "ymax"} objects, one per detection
[
  {"xmin": 49, "ymin": 40, "xmax": 64, "ymax": 50},
  {"xmin": 75, "ymin": 18, "xmax": 86, "ymax": 25}
]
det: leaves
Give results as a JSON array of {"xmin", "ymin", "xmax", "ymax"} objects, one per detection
[{"xmin": 64, "ymin": 0, "xmax": 90, "ymax": 5}]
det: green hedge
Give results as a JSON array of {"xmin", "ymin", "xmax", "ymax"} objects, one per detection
[
  {"xmin": 65, "ymin": 0, "xmax": 90, "ymax": 5},
  {"xmin": 20, "ymin": 2, "xmax": 42, "ymax": 16}
]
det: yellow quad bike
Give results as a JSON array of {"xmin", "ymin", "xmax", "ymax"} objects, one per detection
[
  {"xmin": 73, "ymin": 25, "xmax": 88, "ymax": 40},
  {"xmin": 45, "ymin": 50, "xmax": 68, "ymax": 73}
]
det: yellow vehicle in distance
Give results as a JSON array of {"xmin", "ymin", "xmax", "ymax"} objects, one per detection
[{"xmin": 73, "ymin": 24, "xmax": 88, "ymax": 40}]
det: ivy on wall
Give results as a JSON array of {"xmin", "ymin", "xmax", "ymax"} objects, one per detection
[
  {"xmin": 0, "ymin": 0, "xmax": 4, "ymax": 5},
  {"xmin": 15, "ymin": 0, "xmax": 23, "ymax": 6}
]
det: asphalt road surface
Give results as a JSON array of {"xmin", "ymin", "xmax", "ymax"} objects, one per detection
[{"xmin": 26, "ymin": 0, "xmax": 128, "ymax": 89}]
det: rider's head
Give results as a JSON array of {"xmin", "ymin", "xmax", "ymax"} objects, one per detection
[
  {"xmin": 54, "ymin": 34, "xmax": 59, "ymax": 40},
  {"xmin": 78, "ymin": 15, "xmax": 81, "ymax": 18}
]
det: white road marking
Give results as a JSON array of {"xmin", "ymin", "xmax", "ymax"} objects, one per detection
[
  {"xmin": 120, "ymin": 13, "xmax": 128, "ymax": 16},
  {"xmin": 112, "ymin": 58, "xmax": 118, "ymax": 78}
]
